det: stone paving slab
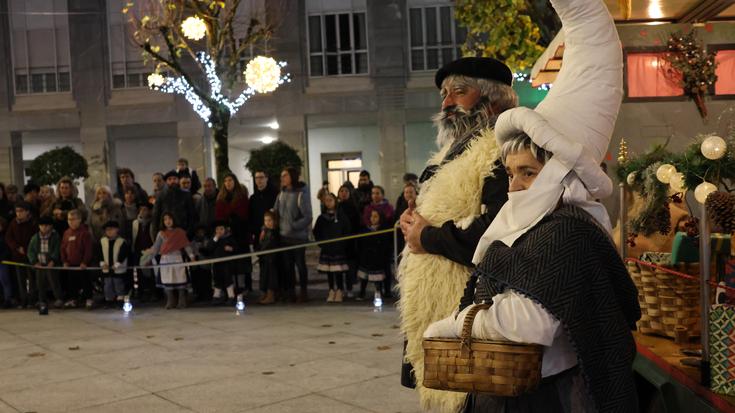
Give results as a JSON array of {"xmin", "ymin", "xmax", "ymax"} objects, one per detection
[{"xmin": 0, "ymin": 299, "xmax": 419, "ymax": 412}]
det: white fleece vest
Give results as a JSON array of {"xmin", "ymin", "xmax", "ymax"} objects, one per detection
[
  {"xmin": 397, "ymin": 128, "xmax": 500, "ymax": 412},
  {"xmin": 101, "ymin": 237, "xmax": 127, "ymax": 275}
]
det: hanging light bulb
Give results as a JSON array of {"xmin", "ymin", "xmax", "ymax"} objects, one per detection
[
  {"xmin": 244, "ymin": 56, "xmax": 282, "ymax": 93},
  {"xmin": 626, "ymin": 172, "xmax": 637, "ymax": 186},
  {"xmin": 147, "ymin": 73, "xmax": 165, "ymax": 89},
  {"xmin": 656, "ymin": 164, "xmax": 676, "ymax": 184},
  {"xmin": 700, "ymin": 135, "xmax": 727, "ymax": 160},
  {"xmin": 669, "ymin": 172, "xmax": 686, "ymax": 192},
  {"xmin": 694, "ymin": 181, "xmax": 717, "ymax": 204},
  {"xmin": 181, "ymin": 16, "xmax": 207, "ymax": 40}
]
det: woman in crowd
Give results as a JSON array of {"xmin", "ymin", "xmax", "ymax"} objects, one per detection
[
  {"xmin": 38, "ymin": 186, "xmax": 56, "ymax": 217},
  {"xmin": 314, "ymin": 193, "xmax": 351, "ymax": 303},
  {"xmin": 273, "ymin": 167, "xmax": 312, "ymax": 302},
  {"xmin": 89, "ymin": 185, "xmax": 123, "ymax": 241},
  {"xmin": 337, "ymin": 184, "xmax": 361, "ymax": 298},
  {"xmin": 52, "ymin": 177, "xmax": 87, "ymax": 223},
  {"xmin": 215, "ymin": 173, "xmax": 252, "ymax": 295}
]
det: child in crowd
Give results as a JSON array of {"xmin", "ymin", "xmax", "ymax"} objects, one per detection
[
  {"xmin": 28, "ymin": 216, "xmax": 64, "ymax": 311},
  {"xmin": 131, "ymin": 203, "xmax": 156, "ymax": 302},
  {"xmin": 313, "ymin": 193, "xmax": 351, "ymax": 303},
  {"xmin": 357, "ymin": 209, "xmax": 389, "ymax": 302},
  {"xmin": 0, "ymin": 217, "xmax": 13, "ymax": 308},
  {"xmin": 189, "ymin": 224, "xmax": 213, "ymax": 302},
  {"xmin": 5, "ymin": 202, "xmax": 36, "ymax": 308},
  {"xmin": 97, "ymin": 221, "xmax": 129, "ymax": 308},
  {"xmin": 257, "ymin": 210, "xmax": 279, "ymax": 305},
  {"xmin": 202, "ymin": 221, "xmax": 238, "ymax": 306},
  {"xmin": 146, "ymin": 212, "xmax": 195, "ymax": 309},
  {"xmin": 61, "ymin": 209, "xmax": 93, "ymax": 309}
]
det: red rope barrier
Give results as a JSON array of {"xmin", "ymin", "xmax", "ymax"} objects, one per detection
[{"xmin": 625, "ymin": 257, "xmax": 735, "ymax": 296}]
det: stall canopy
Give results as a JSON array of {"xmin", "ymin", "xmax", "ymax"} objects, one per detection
[{"xmin": 530, "ymin": 0, "xmax": 735, "ymax": 88}]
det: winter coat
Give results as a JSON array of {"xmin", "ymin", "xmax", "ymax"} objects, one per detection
[
  {"xmin": 152, "ymin": 187, "xmax": 197, "ymax": 237},
  {"xmin": 52, "ymin": 197, "xmax": 88, "ymax": 222},
  {"xmin": 89, "ymin": 198, "xmax": 124, "ymax": 241},
  {"xmin": 131, "ymin": 219, "xmax": 154, "ymax": 255},
  {"xmin": 5, "ymin": 218, "xmax": 36, "ymax": 262},
  {"xmin": 313, "ymin": 210, "xmax": 352, "ymax": 256},
  {"xmin": 61, "ymin": 224, "xmax": 94, "ymax": 266},
  {"xmin": 357, "ymin": 225, "xmax": 390, "ymax": 272},
  {"xmin": 355, "ymin": 183, "xmax": 374, "ymax": 214},
  {"xmin": 258, "ymin": 228, "xmax": 280, "ymax": 291},
  {"xmin": 0, "ymin": 230, "xmax": 9, "ymax": 262},
  {"xmin": 27, "ymin": 230, "xmax": 61, "ymax": 265},
  {"xmin": 177, "ymin": 168, "xmax": 202, "ymax": 194},
  {"xmin": 273, "ymin": 183, "xmax": 313, "ymax": 241},
  {"xmin": 96, "ymin": 236, "xmax": 130, "ymax": 276},
  {"xmin": 362, "ymin": 200, "xmax": 395, "ymax": 227},
  {"xmin": 196, "ymin": 192, "xmax": 218, "ymax": 232},
  {"xmin": 120, "ymin": 203, "xmax": 139, "ymax": 242},
  {"xmin": 115, "ymin": 182, "xmax": 148, "ymax": 206},
  {"xmin": 0, "ymin": 199, "xmax": 13, "ymax": 222},
  {"xmin": 201, "ymin": 233, "xmax": 238, "ymax": 276},
  {"xmin": 249, "ymin": 184, "xmax": 279, "ymax": 244},
  {"xmin": 215, "ymin": 193, "xmax": 250, "ymax": 249}
]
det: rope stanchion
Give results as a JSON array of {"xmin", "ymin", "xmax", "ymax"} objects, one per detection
[{"xmin": 1, "ymin": 228, "xmax": 397, "ymax": 272}]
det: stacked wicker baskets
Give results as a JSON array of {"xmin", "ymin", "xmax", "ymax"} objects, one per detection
[
  {"xmin": 627, "ymin": 261, "xmax": 700, "ymax": 340},
  {"xmin": 422, "ymin": 303, "xmax": 543, "ymax": 396}
]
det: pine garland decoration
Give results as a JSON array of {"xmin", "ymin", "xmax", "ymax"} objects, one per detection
[
  {"xmin": 628, "ymin": 162, "xmax": 672, "ymax": 237},
  {"xmin": 662, "ymin": 30, "xmax": 718, "ymax": 119},
  {"xmin": 706, "ymin": 191, "xmax": 735, "ymax": 233}
]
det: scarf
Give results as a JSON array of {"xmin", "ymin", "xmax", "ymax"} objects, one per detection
[
  {"xmin": 466, "ymin": 205, "xmax": 640, "ymax": 412},
  {"xmin": 160, "ymin": 228, "xmax": 190, "ymax": 255}
]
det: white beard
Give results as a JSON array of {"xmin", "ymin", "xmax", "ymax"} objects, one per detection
[{"xmin": 431, "ymin": 99, "xmax": 495, "ymax": 149}]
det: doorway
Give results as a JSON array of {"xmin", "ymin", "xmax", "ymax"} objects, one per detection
[{"xmin": 321, "ymin": 152, "xmax": 363, "ymax": 196}]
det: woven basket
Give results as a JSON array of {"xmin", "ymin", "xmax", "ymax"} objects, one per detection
[
  {"xmin": 627, "ymin": 261, "xmax": 700, "ymax": 340},
  {"xmin": 422, "ymin": 303, "xmax": 543, "ymax": 396}
]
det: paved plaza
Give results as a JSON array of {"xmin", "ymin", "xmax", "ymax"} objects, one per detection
[{"xmin": 0, "ymin": 297, "xmax": 420, "ymax": 413}]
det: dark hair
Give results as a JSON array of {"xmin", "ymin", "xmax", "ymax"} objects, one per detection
[
  {"xmin": 139, "ymin": 202, "xmax": 153, "ymax": 210},
  {"xmin": 264, "ymin": 210, "xmax": 278, "ymax": 226},
  {"xmin": 359, "ymin": 170, "xmax": 371, "ymax": 178},
  {"xmin": 117, "ymin": 168, "xmax": 135, "ymax": 181},
  {"xmin": 23, "ymin": 183, "xmax": 40, "ymax": 194},
  {"xmin": 161, "ymin": 211, "xmax": 177, "ymax": 228},
  {"xmin": 0, "ymin": 183, "xmax": 6, "ymax": 202},
  {"xmin": 282, "ymin": 167, "xmax": 300, "ymax": 187},
  {"xmin": 254, "ymin": 170, "xmax": 268, "ymax": 177},
  {"xmin": 177, "ymin": 158, "xmax": 188, "ymax": 166},
  {"xmin": 368, "ymin": 208, "xmax": 385, "ymax": 225},
  {"xmin": 403, "ymin": 173, "xmax": 418, "ymax": 183},
  {"xmin": 124, "ymin": 187, "xmax": 136, "ymax": 195},
  {"xmin": 217, "ymin": 173, "xmax": 248, "ymax": 202},
  {"xmin": 373, "ymin": 185, "xmax": 385, "ymax": 196}
]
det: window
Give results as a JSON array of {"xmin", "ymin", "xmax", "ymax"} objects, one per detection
[
  {"xmin": 9, "ymin": 0, "xmax": 72, "ymax": 95},
  {"xmin": 408, "ymin": 5, "xmax": 466, "ymax": 71},
  {"xmin": 714, "ymin": 49, "xmax": 735, "ymax": 96},
  {"xmin": 107, "ymin": 0, "xmax": 153, "ymax": 89},
  {"xmin": 308, "ymin": 12, "xmax": 368, "ymax": 76},
  {"xmin": 625, "ymin": 52, "xmax": 683, "ymax": 98}
]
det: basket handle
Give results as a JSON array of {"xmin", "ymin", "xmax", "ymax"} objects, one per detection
[{"xmin": 460, "ymin": 303, "xmax": 492, "ymax": 348}]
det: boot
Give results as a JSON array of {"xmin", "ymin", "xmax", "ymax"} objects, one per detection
[
  {"xmin": 177, "ymin": 289, "xmax": 188, "ymax": 309},
  {"xmin": 260, "ymin": 290, "xmax": 275, "ymax": 305},
  {"xmin": 334, "ymin": 289, "xmax": 344, "ymax": 303},
  {"xmin": 326, "ymin": 289, "xmax": 336, "ymax": 303},
  {"xmin": 165, "ymin": 290, "xmax": 175, "ymax": 309}
]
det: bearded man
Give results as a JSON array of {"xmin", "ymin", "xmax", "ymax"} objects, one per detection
[{"xmin": 398, "ymin": 57, "xmax": 517, "ymax": 412}]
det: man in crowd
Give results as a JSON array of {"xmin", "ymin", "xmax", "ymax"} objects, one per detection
[
  {"xmin": 116, "ymin": 168, "xmax": 149, "ymax": 205},
  {"xmin": 151, "ymin": 172, "xmax": 166, "ymax": 200},
  {"xmin": 355, "ymin": 170, "xmax": 374, "ymax": 213},
  {"xmin": 196, "ymin": 178, "xmax": 218, "ymax": 233},
  {"xmin": 176, "ymin": 158, "xmax": 202, "ymax": 195},
  {"xmin": 397, "ymin": 56, "xmax": 517, "ymax": 411},
  {"xmin": 151, "ymin": 171, "xmax": 196, "ymax": 237},
  {"xmin": 249, "ymin": 170, "xmax": 279, "ymax": 249}
]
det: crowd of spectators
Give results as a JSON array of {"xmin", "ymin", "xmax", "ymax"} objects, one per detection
[{"xmin": 0, "ymin": 159, "xmax": 419, "ymax": 311}]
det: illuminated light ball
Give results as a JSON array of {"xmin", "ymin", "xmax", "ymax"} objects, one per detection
[
  {"xmin": 655, "ymin": 164, "xmax": 676, "ymax": 184},
  {"xmin": 147, "ymin": 73, "xmax": 165, "ymax": 89},
  {"xmin": 626, "ymin": 172, "xmax": 636, "ymax": 186},
  {"xmin": 700, "ymin": 135, "xmax": 727, "ymax": 160},
  {"xmin": 669, "ymin": 172, "xmax": 686, "ymax": 192},
  {"xmin": 181, "ymin": 16, "xmax": 207, "ymax": 41},
  {"xmin": 694, "ymin": 181, "xmax": 717, "ymax": 204},
  {"xmin": 244, "ymin": 56, "xmax": 281, "ymax": 93}
]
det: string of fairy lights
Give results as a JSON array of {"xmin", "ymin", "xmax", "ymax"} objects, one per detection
[
  {"xmin": 512, "ymin": 72, "xmax": 553, "ymax": 91},
  {"xmin": 147, "ymin": 16, "xmax": 291, "ymax": 127}
]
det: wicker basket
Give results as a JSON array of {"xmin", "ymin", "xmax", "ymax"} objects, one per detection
[
  {"xmin": 627, "ymin": 261, "xmax": 700, "ymax": 340},
  {"xmin": 422, "ymin": 303, "xmax": 543, "ymax": 396}
]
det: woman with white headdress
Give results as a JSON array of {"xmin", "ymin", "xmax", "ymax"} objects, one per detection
[{"xmin": 423, "ymin": 0, "xmax": 642, "ymax": 411}]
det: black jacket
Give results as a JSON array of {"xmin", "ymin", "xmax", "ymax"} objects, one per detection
[
  {"xmin": 152, "ymin": 187, "xmax": 197, "ymax": 237},
  {"xmin": 116, "ymin": 182, "xmax": 149, "ymax": 206},
  {"xmin": 313, "ymin": 210, "xmax": 352, "ymax": 256},
  {"xmin": 420, "ymin": 162, "xmax": 509, "ymax": 267},
  {"xmin": 249, "ymin": 184, "xmax": 279, "ymax": 245},
  {"xmin": 357, "ymin": 225, "xmax": 391, "ymax": 272}
]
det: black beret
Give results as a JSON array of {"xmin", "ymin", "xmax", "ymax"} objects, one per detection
[
  {"xmin": 38, "ymin": 216, "xmax": 54, "ymax": 226},
  {"xmin": 435, "ymin": 57, "xmax": 513, "ymax": 89},
  {"xmin": 163, "ymin": 170, "xmax": 180, "ymax": 180},
  {"xmin": 103, "ymin": 220, "xmax": 120, "ymax": 229}
]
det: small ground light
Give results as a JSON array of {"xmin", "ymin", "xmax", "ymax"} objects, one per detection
[
  {"xmin": 373, "ymin": 292, "xmax": 383, "ymax": 312},
  {"xmin": 123, "ymin": 297, "xmax": 133, "ymax": 313},
  {"xmin": 236, "ymin": 296, "xmax": 245, "ymax": 315}
]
